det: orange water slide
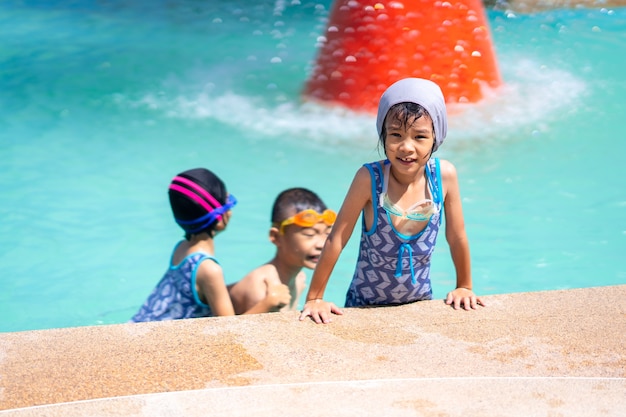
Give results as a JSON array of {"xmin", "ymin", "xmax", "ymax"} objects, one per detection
[{"xmin": 303, "ymin": 0, "xmax": 502, "ymax": 113}]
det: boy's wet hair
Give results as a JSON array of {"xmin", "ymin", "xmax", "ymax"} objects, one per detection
[
  {"xmin": 378, "ymin": 102, "xmax": 434, "ymax": 155},
  {"xmin": 271, "ymin": 188, "xmax": 327, "ymax": 225},
  {"xmin": 168, "ymin": 168, "xmax": 228, "ymax": 240}
]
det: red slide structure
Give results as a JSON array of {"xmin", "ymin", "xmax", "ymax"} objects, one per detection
[{"xmin": 303, "ymin": 0, "xmax": 502, "ymax": 113}]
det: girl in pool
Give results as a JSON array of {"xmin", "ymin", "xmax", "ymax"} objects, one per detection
[
  {"xmin": 299, "ymin": 78, "xmax": 485, "ymax": 324},
  {"xmin": 131, "ymin": 168, "xmax": 287, "ymax": 322}
]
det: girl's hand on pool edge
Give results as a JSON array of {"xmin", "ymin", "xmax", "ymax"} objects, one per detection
[
  {"xmin": 299, "ymin": 299, "xmax": 343, "ymax": 324},
  {"xmin": 445, "ymin": 288, "xmax": 486, "ymax": 310}
]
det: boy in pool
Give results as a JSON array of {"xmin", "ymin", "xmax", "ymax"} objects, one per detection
[
  {"xmin": 228, "ymin": 188, "xmax": 336, "ymax": 314},
  {"xmin": 299, "ymin": 78, "xmax": 485, "ymax": 324},
  {"xmin": 131, "ymin": 168, "xmax": 288, "ymax": 322}
]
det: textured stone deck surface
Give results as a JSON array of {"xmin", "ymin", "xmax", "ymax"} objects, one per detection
[{"xmin": 1, "ymin": 285, "xmax": 624, "ymax": 416}]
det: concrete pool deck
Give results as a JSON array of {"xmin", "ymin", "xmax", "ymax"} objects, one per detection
[{"xmin": 1, "ymin": 285, "xmax": 624, "ymax": 416}]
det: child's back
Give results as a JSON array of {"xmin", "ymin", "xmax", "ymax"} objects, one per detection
[{"xmin": 131, "ymin": 168, "xmax": 237, "ymax": 322}]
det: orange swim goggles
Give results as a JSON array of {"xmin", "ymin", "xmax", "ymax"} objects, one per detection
[{"xmin": 279, "ymin": 209, "xmax": 337, "ymax": 234}]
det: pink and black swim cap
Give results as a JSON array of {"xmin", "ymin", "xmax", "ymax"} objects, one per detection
[{"xmin": 168, "ymin": 168, "xmax": 236, "ymax": 235}]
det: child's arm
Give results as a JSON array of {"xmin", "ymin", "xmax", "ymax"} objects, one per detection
[
  {"xmin": 242, "ymin": 282, "xmax": 291, "ymax": 314},
  {"xmin": 299, "ymin": 167, "xmax": 372, "ymax": 324},
  {"xmin": 289, "ymin": 271, "xmax": 307, "ymax": 311},
  {"xmin": 196, "ymin": 260, "xmax": 236, "ymax": 316},
  {"xmin": 229, "ymin": 269, "xmax": 291, "ymax": 315},
  {"xmin": 440, "ymin": 160, "xmax": 485, "ymax": 310}
]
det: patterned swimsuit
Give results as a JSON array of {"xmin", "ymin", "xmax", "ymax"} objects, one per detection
[
  {"xmin": 345, "ymin": 158, "xmax": 443, "ymax": 307},
  {"xmin": 131, "ymin": 244, "xmax": 215, "ymax": 322}
]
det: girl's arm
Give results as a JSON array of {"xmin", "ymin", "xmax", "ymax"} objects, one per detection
[
  {"xmin": 299, "ymin": 166, "xmax": 372, "ymax": 323},
  {"xmin": 196, "ymin": 260, "xmax": 236, "ymax": 316},
  {"xmin": 440, "ymin": 160, "xmax": 485, "ymax": 310}
]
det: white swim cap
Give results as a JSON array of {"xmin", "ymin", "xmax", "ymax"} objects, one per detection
[{"xmin": 376, "ymin": 78, "xmax": 448, "ymax": 153}]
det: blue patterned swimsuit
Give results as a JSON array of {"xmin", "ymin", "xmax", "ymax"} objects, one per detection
[
  {"xmin": 345, "ymin": 158, "xmax": 443, "ymax": 307},
  {"xmin": 131, "ymin": 243, "xmax": 215, "ymax": 322}
]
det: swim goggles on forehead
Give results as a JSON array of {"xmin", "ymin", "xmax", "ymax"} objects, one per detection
[
  {"xmin": 169, "ymin": 175, "xmax": 237, "ymax": 233},
  {"xmin": 278, "ymin": 209, "xmax": 337, "ymax": 234},
  {"xmin": 379, "ymin": 162, "xmax": 438, "ymax": 222}
]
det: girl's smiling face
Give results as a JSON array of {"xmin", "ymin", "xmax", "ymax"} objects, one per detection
[{"xmin": 384, "ymin": 112, "xmax": 435, "ymax": 170}]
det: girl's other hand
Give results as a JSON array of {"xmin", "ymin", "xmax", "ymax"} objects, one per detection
[
  {"xmin": 299, "ymin": 299, "xmax": 343, "ymax": 324},
  {"xmin": 445, "ymin": 288, "xmax": 485, "ymax": 310}
]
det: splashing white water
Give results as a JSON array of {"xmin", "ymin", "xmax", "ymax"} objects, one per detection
[
  {"xmin": 448, "ymin": 58, "xmax": 587, "ymax": 144},
  {"xmin": 123, "ymin": 58, "xmax": 586, "ymax": 150}
]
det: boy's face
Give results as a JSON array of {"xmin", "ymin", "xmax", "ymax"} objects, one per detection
[{"xmin": 275, "ymin": 221, "xmax": 331, "ymax": 270}]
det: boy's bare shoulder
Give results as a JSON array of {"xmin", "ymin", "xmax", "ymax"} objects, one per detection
[{"xmin": 238, "ymin": 263, "xmax": 280, "ymax": 287}]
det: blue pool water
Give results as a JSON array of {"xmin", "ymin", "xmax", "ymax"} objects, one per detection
[{"xmin": 1, "ymin": 1, "xmax": 625, "ymax": 332}]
